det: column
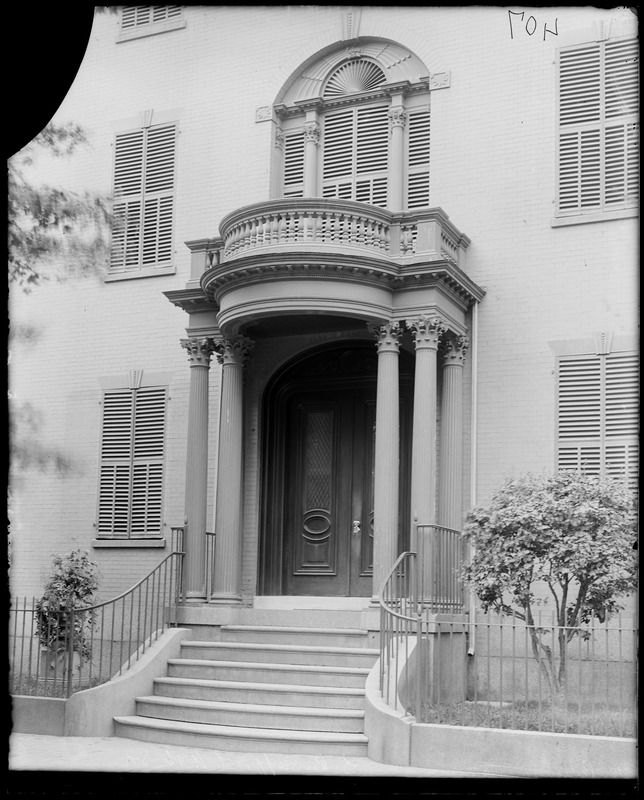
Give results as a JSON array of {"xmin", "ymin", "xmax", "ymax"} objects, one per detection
[
  {"xmin": 370, "ymin": 321, "xmax": 402, "ymax": 601},
  {"xmin": 210, "ymin": 336, "xmax": 253, "ymax": 603},
  {"xmin": 180, "ymin": 337, "xmax": 216, "ymax": 602},
  {"xmin": 303, "ymin": 119, "xmax": 320, "ymax": 197},
  {"xmin": 439, "ymin": 336, "xmax": 469, "ymax": 530},
  {"xmin": 387, "ymin": 106, "xmax": 406, "ymax": 211},
  {"xmin": 407, "ymin": 315, "xmax": 446, "ymax": 548}
]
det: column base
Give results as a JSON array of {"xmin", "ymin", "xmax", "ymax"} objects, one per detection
[
  {"xmin": 208, "ymin": 594, "xmax": 243, "ymax": 605},
  {"xmin": 184, "ymin": 592, "xmax": 207, "ymax": 604}
]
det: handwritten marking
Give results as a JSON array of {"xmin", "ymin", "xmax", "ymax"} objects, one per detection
[{"xmin": 508, "ymin": 10, "xmax": 558, "ymax": 42}]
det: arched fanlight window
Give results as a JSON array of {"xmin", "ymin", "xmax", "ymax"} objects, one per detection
[
  {"xmin": 276, "ymin": 44, "xmax": 433, "ymax": 211},
  {"xmin": 323, "ymin": 60, "xmax": 387, "ymax": 97}
]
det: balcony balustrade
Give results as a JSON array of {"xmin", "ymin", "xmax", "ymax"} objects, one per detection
[{"xmin": 215, "ymin": 198, "xmax": 469, "ymax": 267}]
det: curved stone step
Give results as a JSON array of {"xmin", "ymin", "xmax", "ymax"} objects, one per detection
[
  {"xmin": 135, "ymin": 695, "xmax": 364, "ymax": 732},
  {"xmin": 153, "ymin": 676, "xmax": 366, "ymax": 709},
  {"xmin": 180, "ymin": 640, "xmax": 379, "ymax": 668},
  {"xmin": 220, "ymin": 625, "xmax": 371, "ymax": 648},
  {"xmin": 113, "ymin": 715, "xmax": 369, "ymax": 756},
  {"xmin": 167, "ymin": 658, "xmax": 371, "ymax": 687}
]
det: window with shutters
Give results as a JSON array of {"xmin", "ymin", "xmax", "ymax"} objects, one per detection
[
  {"xmin": 556, "ymin": 352, "xmax": 638, "ymax": 489},
  {"xmin": 556, "ymin": 37, "xmax": 639, "ymax": 220},
  {"xmin": 279, "ymin": 58, "xmax": 431, "ymax": 210},
  {"xmin": 118, "ymin": 6, "xmax": 185, "ymax": 41},
  {"xmin": 97, "ymin": 386, "xmax": 167, "ymax": 538},
  {"xmin": 109, "ymin": 123, "xmax": 176, "ymax": 278}
]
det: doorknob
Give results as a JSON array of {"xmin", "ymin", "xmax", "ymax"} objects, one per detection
[{"xmin": 352, "ymin": 520, "xmax": 361, "ymax": 535}]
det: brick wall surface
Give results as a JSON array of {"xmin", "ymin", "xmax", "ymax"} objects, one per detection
[{"xmin": 9, "ymin": 7, "xmax": 637, "ymax": 599}]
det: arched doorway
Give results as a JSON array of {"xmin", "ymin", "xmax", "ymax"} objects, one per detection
[{"xmin": 259, "ymin": 341, "xmax": 413, "ymax": 596}]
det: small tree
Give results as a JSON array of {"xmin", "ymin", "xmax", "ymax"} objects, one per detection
[
  {"xmin": 35, "ymin": 549, "xmax": 100, "ymax": 662},
  {"xmin": 463, "ymin": 471, "xmax": 637, "ymax": 696}
]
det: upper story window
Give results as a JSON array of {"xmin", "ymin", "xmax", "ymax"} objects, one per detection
[
  {"xmin": 109, "ymin": 121, "xmax": 176, "ymax": 279},
  {"xmin": 556, "ymin": 37, "xmax": 639, "ymax": 220},
  {"xmin": 118, "ymin": 6, "xmax": 185, "ymax": 42},
  {"xmin": 274, "ymin": 44, "xmax": 436, "ymax": 212},
  {"xmin": 556, "ymin": 350, "xmax": 638, "ymax": 489}
]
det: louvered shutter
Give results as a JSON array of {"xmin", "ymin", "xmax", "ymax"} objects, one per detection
[
  {"xmin": 322, "ymin": 109, "xmax": 354, "ymax": 200},
  {"xmin": 406, "ymin": 108, "xmax": 431, "ymax": 209},
  {"xmin": 355, "ymin": 106, "xmax": 388, "ymax": 207},
  {"xmin": 557, "ymin": 353, "xmax": 638, "ymax": 488},
  {"xmin": 322, "ymin": 106, "xmax": 388, "ymax": 207},
  {"xmin": 110, "ymin": 124, "xmax": 175, "ymax": 274},
  {"xmin": 283, "ymin": 132, "xmax": 305, "ymax": 197},
  {"xmin": 122, "ymin": 6, "xmax": 182, "ymax": 30},
  {"xmin": 557, "ymin": 38, "xmax": 639, "ymax": 215},
  {"xmin": 98, "ymin": 387, "xmax": 167, "ymax": 537}
]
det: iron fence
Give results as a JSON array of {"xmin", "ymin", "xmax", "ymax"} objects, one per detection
[
  {"xmin": 9, "ymin": 532, "xmax": 185, "ymax": 699},
  {"xmin": 379, "ymin": 524, "xmax": 466, "ymax": 718},
  {"xmin": 379, "ymin": 530, "xmax": 637, "ymax": 738}
]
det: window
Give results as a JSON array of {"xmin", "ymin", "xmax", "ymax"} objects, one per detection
[
  {"xmin": 119, "ymin": 6, "xmax": 185, "ymax": 40},
  {"xmin": 279, "ymin": 58, "xmax": 431, "ymax": 210},
  {"xmin": 556, "ymin": 37, "xmax": 639, "ymax": 218},
  {"xmin": 97, "ymin": 386, "xmax": 167, "ymax": 538},
  {"xmin": 110, "ymin": 123, "xmax": 176, "ymax": 277},
  {"xmin": 556, "ymin": 351, "xmax": 638, "ymax": 488}
]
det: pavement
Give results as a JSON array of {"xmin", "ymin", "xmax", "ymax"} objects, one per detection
[{"xmin": 8, "ymin": 732, "xmax": 496, "ymax": 779}]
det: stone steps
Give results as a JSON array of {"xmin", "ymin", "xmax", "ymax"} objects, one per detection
[{"xmin": 114, "ymin": 622, "xmax": 377, "ymax": 755}]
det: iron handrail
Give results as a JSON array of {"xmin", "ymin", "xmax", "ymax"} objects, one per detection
[{"xmin": 10, "ymin": 529, "xmax": 186, "ymax": 698}]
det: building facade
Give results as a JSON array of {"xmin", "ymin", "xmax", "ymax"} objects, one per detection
[{"xmin": 9, "ymin": 6, "xmax": 638, "ymax": 612}]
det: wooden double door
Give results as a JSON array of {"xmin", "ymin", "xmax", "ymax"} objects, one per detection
[{"xmin": 271, "ymin": 368, "xmax": 412, "ymax": 597}]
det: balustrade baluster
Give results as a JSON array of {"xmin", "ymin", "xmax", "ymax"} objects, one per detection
[{"xmin": 271, "ymin": 214, "xmax": 279, "ymax": 244}]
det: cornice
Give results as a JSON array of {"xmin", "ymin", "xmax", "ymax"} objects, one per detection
[
  {"xmin": 164, "ymin": 287, "xmax": 215, "ymax": 312},
  {"xmin": 200, "ymin": 252, "xmax": 484, "ymax": 308}
]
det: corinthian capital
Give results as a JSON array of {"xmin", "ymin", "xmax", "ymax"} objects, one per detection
[
  {"xmin": 388, "ymin": 107, "xmax": 407, "ymax": 130},
  {"xmin": 214, "ymin": 336, "xmax": 254, "ymax": 366},
  {"xmin": 442, "ymin": 336, "xmax": 470, "ymax": 366},
  {"xmin": 406, "ymin": 315, "xmax": 446, "ymax": 350},
  {"xmin": 368, "ymin": 321, "xmax": 403, "ymax": 353},
  {"xmin": 181, "ymin": 337, "xmax": 216, "ymax": 367},
  {"xmin": 303, "ymin": 122, "xmax": 321, "ymax": 146}
]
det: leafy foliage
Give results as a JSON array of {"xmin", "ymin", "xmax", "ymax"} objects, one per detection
[
  {"xmin": 35, "ymin": 549, "xmax": 100, "ymax": 661},
  {"xmin": 8, "ymin": 122, "xmax": 111, "ymax": 291},
  {"xmin": 463, "ymin": 471, "xmax": 637, "ymax": 694}
]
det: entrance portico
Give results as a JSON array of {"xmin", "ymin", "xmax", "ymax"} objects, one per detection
[{"xmin": 165, "ymin": 201, "xmax": 484, "ymax": 608}]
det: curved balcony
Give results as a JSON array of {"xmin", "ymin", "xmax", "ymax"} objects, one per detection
[
  {"xmin": 217, "ymin": 198, "xmax": 470, "ymax": 267},
  {"xmin": 168, "ymin": 198, "xmax": 484, "ymax": 337}
]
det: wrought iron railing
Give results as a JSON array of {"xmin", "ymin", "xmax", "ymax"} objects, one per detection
[
  {"xmin": 379, "ymin": 524, "xmax": 466, "ymax": 717},
  {"xmin": 9, "ymin": 531, "xmax": 185, "ymax": 699},
  {"xmin": 378, "ymin": 525, "xmax": 636, "ymax": 737}
]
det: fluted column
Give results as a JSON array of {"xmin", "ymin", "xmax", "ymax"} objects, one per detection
[
  {"xmin": 369, "ymin": 321, "xmax": 402, "ymax": 601},
  {"xmin": 388, "ymin": 106, "xmax": 406, "ymax": 211},
  {"xmin": 407, "ymin": 315, "xmax": 446, "ymax": 549},
  {"xmin": 439, "ymin": 336, "xmax": 469, "ymax": 530},
  {"xmin": 181, "ymin": 337, "xmax": 216, "ymax": 602},
  {"xmin": 303, "ymin": 120, "xmax": 320, "ymax": 197},
  {"xmin": 210, "ymin": 336, "xmax": 253, "ymax": 604}
]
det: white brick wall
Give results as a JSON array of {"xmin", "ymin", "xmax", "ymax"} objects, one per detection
[{"xmin": 9, "ymin": 7, "xmax": 637, "ymax": 599}]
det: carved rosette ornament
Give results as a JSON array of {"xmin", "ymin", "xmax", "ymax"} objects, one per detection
[
  {"xmin": 181, "ymin": 337, "xmax": 216, "ymax": 367},
  {"xmin": 214, "ymin": 336, "xmax": 254, "ymax": 367},
  {"xmin": 303, "ymin": 122, "xmax": 321, "ymax": 146},
  {"xmin": 442, "ymin": 336, "xmax": 470, "ymax": 366},
  {"xmin": 406, "ymin": 315, "xmax": 446, "ymax": 350},
  {"xmin": 274, "ymin": 128, "xmax": 285, "ymax": 150},
  {"xmin": 388, "ymin": 107, "xmax": 407, "ymax": 130},
  {"xmin": 369, "ymin": 321, "xmax": 403, "ymax": 353}
]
